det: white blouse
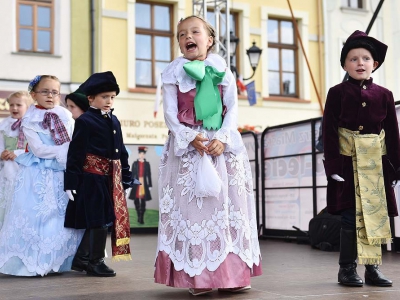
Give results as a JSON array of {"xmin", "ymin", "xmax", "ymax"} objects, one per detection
[
  {"xmin": 161, "ymin": 53, "xmax": 245, "ymax": 156},
  {"xmin": 21, "ymin": 105, "xmax": 74, "ymax": 166},
  {"xmin": 0, "ymin": 116, "xmax": 25, "ymax": 157}
]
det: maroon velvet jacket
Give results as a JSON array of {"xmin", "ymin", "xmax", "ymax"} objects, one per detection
[{"xmin": 322, "ymin": 76, "xmax": 400, "ymax": 216}]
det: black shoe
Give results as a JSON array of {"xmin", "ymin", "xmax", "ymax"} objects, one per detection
[
  {"xmin": 338, "ymin": 264, "xmax": 363, "ymax": 287},
  {"xmin": 338, "ymin": 228, "xmax": 362, "ymax": 287},
  {"xmin": 86, "ymin": 228, "xmax": 116, "ymax": 277},
  {"xmin": 365, "ymin": 265, "xmax": 392, "ymax": 287},
  {"xmin": 87, "ymin": 259, "xmax": 116, "ymax": 277}
]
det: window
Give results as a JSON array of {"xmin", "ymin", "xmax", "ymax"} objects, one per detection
[
  {"xmin": 17, "ymin": 0, "xmax": 53, "ymax": 53},
  {"xmin": 267, "ymin": 19, "xmax": 298, "ymax": 97},
  {"xmin": 342, "ymin": 0, "xmax": 363, "ymax": 9},
  {"xmin": 135, "ymin": 2, "xmax": 173, "ymax": 87}
]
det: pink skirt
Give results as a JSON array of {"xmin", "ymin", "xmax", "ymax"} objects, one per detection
[{"xmin": 154, "ymin": 251, "xmax": 262, "ymax": 288}]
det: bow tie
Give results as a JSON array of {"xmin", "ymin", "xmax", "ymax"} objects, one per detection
[
  {"xmin": 183, "ymin": 60, "xmax": 225, "ymax": 130},
  {"xmin": 11, "ymin": 119, "xmax": 25, "ymax": 149}
]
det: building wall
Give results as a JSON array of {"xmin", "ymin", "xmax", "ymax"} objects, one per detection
[
  {"xmin": 70, "ymin": 0, "xmax": 91, "ymax": 83},
  {"xmin": 101, "ymin": 16, "xmax": 129, "ymax": 90},
  {"xmin": 383, "ymin": 0, "xmax": 400, "ymax": 100},
  {"xmin": 93, "ymin": 0, "xmax": 325, "ymax": 144},
  {"xmin": 0, "ymin": 0, "xmax": 71, "ymax": 85},
  {"xmin": 0, "ymin": 0, "xmax": 325, "ymax": 139},
  {"xmin": 322, "ymin": 0, "xmax": 400, "ymax": 100},
  {"xmin": 0, "ymin": 0, "xmax": 73, "ymax": 117}
]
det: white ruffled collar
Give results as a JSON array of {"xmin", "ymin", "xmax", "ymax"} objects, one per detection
[
  {"xmin": 0, "ymin": 116, "xmax": 21, "ymax": 136},
  {"xmin": 22, "ymin": 104, "xmax": 73, "ymax": 126},
  {"xmin": 161, "ymin": 53, "xmax": 230, "ymax": 93}
]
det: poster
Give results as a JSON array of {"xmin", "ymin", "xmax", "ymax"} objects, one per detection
[
  {"xmin": 124, "ymin": 144, "xmax": 163, "ymax": 229},
  {"xmin": 263, "ymin": 121, "xmax": 324, "ymax": 231}
]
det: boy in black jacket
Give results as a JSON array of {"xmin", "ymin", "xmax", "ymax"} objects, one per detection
[{"xmin": 64, "ymin": 71, "xmax": 136, "ymax": 277}]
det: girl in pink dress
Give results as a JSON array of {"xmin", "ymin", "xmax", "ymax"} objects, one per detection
[{"xmin": 154, "ymin": 15, "xmax": 262, "ymax": 296}]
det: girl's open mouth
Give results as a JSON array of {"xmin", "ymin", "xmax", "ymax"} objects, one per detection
[{"xmin": 186, "ymin": 42, "xmax": 197, "ymax": 51}]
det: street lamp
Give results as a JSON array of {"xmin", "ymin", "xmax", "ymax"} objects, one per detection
[
  {"xmin": 244, "ymin": 41, "xmax": 263, "ymax": 80},
  {"xmin": 227, "ymin": 32, "xmax": 262, "ymax": 81}
]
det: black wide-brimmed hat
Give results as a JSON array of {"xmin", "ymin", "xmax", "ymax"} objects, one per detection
[
  {"xmin": 79, "ymin": 71, "xmax": 120, "ymax": 96},
  {"xmin": 340, "ymin": 30, "xmax": 387, "ymax": 72},
  {"xmin": 65, "ymin": 88, "xmax": 89, "ymax": 112}
]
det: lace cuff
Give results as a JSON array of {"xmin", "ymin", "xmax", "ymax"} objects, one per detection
[
  {"xmin": 174, "ymin": 127, "xmax": 199, "ymax": 156},
  {"xmin": 211, "ymin": 128, "xmax": 245, "ymax": 154},
  {"xmin": 55, "ymin": 143, "xmax": 69, "ymax": 169}
]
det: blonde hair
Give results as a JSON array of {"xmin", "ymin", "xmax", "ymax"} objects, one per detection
[
  {"xmin": 177, "ymin": 15, "xmax": 216, "ymax": 52},
  {"xmin": 6, "ymin": 90, "xmax": 34, "ymax": 106},
  {"xmin": 29, "ymin": 75, "xmax": 60, "ymax": 93}
]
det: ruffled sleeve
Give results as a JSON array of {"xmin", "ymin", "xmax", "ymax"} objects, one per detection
[
  {"xmin": 0, "ymin": 116, "xmax": 18, "ymax": 137},
  {"xmin": 162, "ymin": 83, "xmax": 199, "ymax": 156},
  {"xmin": 210, "ymin": 67, "xmax": 245, "ymax": 154}
]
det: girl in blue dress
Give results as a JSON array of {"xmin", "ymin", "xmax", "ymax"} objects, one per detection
[{"xmin": 0, "ymin": 75, "xmax": 83, "ymax": 276}]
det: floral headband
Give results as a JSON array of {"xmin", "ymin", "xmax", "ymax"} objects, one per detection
[{"xmin": 28, "ymin": 75, "xmax": 42, "ymax": 92}]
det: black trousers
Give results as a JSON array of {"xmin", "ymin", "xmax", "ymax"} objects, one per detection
[{"xmin": 341, "ymin": 208, "xmax": 356, "ymax": 230}]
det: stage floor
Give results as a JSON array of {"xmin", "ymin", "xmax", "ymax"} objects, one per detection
[{"xmin": 1, "ymin": 234, "xmax": 400, "ymax": 300}]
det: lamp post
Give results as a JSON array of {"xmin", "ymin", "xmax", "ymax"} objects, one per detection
[
  {"xmin": 227, "ymin": 32, "xmax": 262, "ymax": 81},
  {"xmin": 244, "ymin": 41, "xmax": 263, "ymax": 80}
]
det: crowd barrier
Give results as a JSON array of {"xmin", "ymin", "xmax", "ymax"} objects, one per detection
[{"xmin": 242, "ymin": 104, "xmax": 400, "ymax": 250}]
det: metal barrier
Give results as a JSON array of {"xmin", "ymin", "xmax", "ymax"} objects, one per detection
[
  {"xmin": 259, "ymin": 117, "xmax": 324, "ymax": 240},
  {"xmin": 254, "ymin": 110, "xmax": 400, "ymax": 251},
  {"xmin": 240, "ymin": 131, "xmax": 261, "ymax": 231}
]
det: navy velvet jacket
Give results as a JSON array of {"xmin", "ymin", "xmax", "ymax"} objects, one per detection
[
  {"xmin": 64, "ymin": 107, "xmax": 132, "ymax": 228},
  {"xmin": 322, "ymin": 76, "xmax": 400, "ymax": 216}
]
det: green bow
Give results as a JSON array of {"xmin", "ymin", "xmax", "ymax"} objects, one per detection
[{"xmin": 183, "ymin": 60, "xmax": 225, "ymax": 130}]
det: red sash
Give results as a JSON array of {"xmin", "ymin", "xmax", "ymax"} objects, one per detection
[{"xmin": 83, "ymin": 153, "xmax": 131, "ymax": 261}]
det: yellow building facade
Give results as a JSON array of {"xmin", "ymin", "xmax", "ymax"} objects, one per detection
[{"xmin": 70, "ymin": 0, "xmax": 324, "ymax": 145}]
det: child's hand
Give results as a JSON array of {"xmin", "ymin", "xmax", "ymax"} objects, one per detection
[
  {"xmin": 206, "ymin": 140, "xmax": 225, "ymax": 156},
  {"xmin": 0, "ymin": 150, "xmax": 15, "ymax": 161},
  {"xmin": 190, "ymin": 134, "xmax": 209, "ymax": 156},
  {"xmin": 0, "ymin": 150, "xmax": 8, "ymax": 160},
  {"xmin": 7, "ymin": 152, "xmax": 17, "ymax": 161}
]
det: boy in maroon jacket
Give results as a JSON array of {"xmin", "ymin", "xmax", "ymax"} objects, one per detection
[{"xmin": 323, "ymin": 30, "xmax": 400, "ymax": 287}]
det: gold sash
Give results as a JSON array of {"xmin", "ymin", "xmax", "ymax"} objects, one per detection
[{"xmin": 339, "ymin": 127, "xmax": 391, "ymax": 265}]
